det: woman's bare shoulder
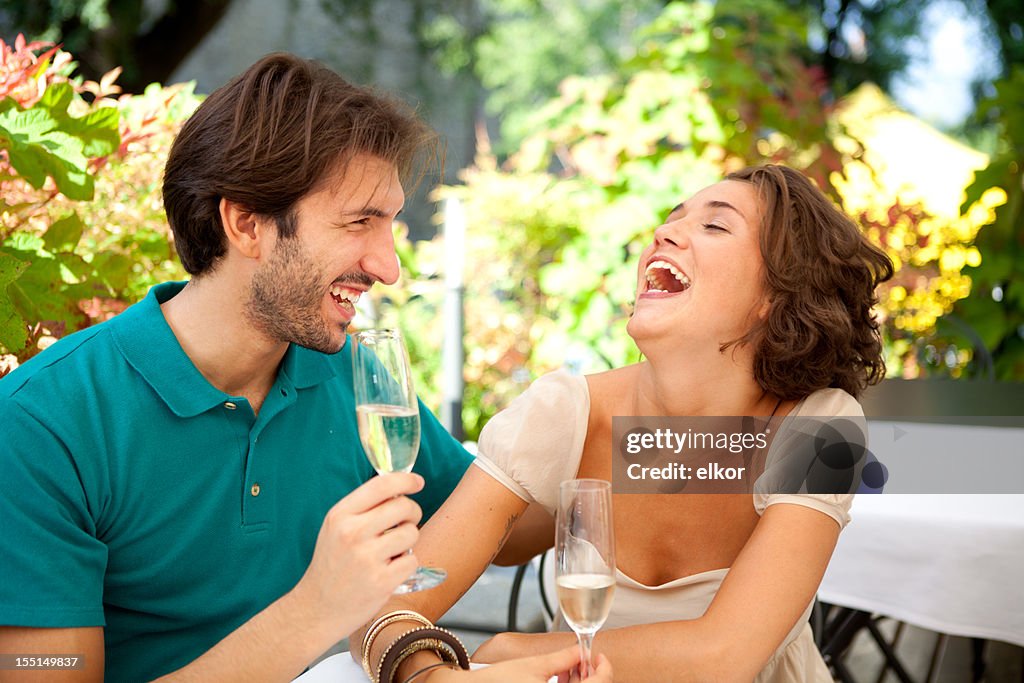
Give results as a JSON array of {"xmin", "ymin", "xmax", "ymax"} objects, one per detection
[{"xmin": 585, "ymin": 364, "xmax": 641, "ymax": 399}]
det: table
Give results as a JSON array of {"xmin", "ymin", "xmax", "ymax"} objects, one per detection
[
  {"xmin": 295, "ymin": 655, "xmax": 493, "ymax": 682},
  {"xmin": 295, "ymin": 654, "xmax": 367, "ymax": 682},
  {"xmin": 819, "ymin": 493, "xmax": 1024, "ymax": 648}
]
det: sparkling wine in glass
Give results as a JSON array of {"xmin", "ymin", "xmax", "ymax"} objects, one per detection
[
  {"xmin": 556, "ymin": 478, "xmax": 616, "ymax": 679},
  {"xmin": 352, "ymin": 328, "xmax": 445, "ymax": 593}
]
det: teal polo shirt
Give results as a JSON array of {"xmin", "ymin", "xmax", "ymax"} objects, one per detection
[{"xmin": 0, "ymin": 282, "xmax": 473, "ymax": 681}]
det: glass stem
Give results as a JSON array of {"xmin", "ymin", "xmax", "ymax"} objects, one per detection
[{"xmin": 576, "ymin": 631, "xmax": 595, "ymax": 679}]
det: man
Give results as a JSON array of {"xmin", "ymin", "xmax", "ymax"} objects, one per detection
[{"xmin": 0, "ymin": 53, "xmax": 471, "ymax": 681}]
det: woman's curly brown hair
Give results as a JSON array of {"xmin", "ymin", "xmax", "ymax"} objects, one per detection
[{"xmin": 725, "ymin": 165, "xmax": 894, "ymax": 400}]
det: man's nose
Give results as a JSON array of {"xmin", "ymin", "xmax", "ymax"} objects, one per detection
[{"xmin": 361, "ymin": 226, "xmax": 400, "ymax": 285}]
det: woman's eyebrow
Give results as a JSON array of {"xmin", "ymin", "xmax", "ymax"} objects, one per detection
[
  {"xmin": 704, "ymin": 200, "xmax": 746, "ymax": 221},
  {"xmin": 666, "ymin": 199, "xmax": 746, "ymax": 222}
]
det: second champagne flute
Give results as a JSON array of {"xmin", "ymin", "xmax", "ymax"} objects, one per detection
[
  {"xmin": 556, "ymin": 478, "xmax": 616, "ymax": 679},
  {"xmin": 352, "ymin": 328, "xmax": 446, "ymax": 592}
]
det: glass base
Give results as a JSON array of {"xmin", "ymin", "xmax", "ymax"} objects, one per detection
[{"xmin": 394, "ymin": 566, "xmax": 447, "ymax": 593}]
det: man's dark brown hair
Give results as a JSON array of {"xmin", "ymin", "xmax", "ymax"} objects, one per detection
[
  {"xmin": 162, "ymin": 52, "xmax": 438, "ymax": 275},
  {"xmin": 726, "ymin": 165, "xmax": 894, "ymax": 400}
]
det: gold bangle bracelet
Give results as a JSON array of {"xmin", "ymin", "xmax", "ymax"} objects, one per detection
[
  {"xmin": 376, "ymin": 627, "xmax": 470, "ymax": 683},
  {"xmin": 385, "ymin": 643, "xmax": 456, "ymax": 683},
  {"xmin": 361, "ymin": 610, "xmax": 433, "ymax": 677}
]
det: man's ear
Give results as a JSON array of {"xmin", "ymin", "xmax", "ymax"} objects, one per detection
[{"xmin": 219, "ymin": 198, "xmax": 267, "ymax": 259}]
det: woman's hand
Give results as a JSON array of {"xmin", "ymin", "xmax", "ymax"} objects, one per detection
[
  {"xmin": 472, "ymin": 631, "xmax": 577, "ymax": 664},
  {"xmin": 423, "ymin": 646, "xmax": 612, "ymax": 682}
]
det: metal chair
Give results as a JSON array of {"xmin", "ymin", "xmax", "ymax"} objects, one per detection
[{"xmin": 507, "ymin": 551, "xmax": 554, "ymax": 632}]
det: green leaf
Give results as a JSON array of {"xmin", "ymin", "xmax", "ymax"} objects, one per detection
[
  {"xmin": 0, "ymin": 107, "xmax": 92, "ymax": 198},
  {"xmin": 6, "ymin": 250, "xmax": 78, "ymax": 326},
  {"xmin": 0, "ymin": 82, "xmax": 120, "ymax": 199},
  {"xmin": 0, "ymin": 250, "xmax": 30, "ymax": 352},
  {"xmin": 3, "ymin": 232, "xmax": 45, "ymax": 253},
  {"xmin": 63, "ymin": 106, "xmax": 120, "ymax": 158},
  {"xmin": 91, "ymin": 252, "xmax": 135, "ymax": 292},
  {"xmin": 42, "ymin": 213, "xmax": 86, "ymax": 252},
  {"xmin": 39, "ymin": 82, "xmax": 74, "ymax": 113}
]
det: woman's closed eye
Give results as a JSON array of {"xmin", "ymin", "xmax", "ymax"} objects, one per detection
[{"xmin": 703, "ymin": 222, "xmax": 730, "ymax": 233}]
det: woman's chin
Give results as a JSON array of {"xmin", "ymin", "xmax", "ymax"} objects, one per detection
[{"xmin": 626, "ymin": 314, "xmax": 666, "ymax": 347}]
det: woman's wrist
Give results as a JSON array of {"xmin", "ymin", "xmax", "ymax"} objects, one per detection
[{"xmin": 394, "ymin": 648, "xmax": 448, "ymax": 682}]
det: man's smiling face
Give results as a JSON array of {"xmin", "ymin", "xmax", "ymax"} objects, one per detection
[{"xmin": 245, "ymin": 153, "xmax": 405, "ymax": 354}]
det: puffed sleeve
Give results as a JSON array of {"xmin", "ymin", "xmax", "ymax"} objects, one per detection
[
  {"xmin": 753, "ymin": 388, "xmax": 866, "ymax": 528},
  {"xmin": 472, "ymin": 371, "xmax": 590, "ymax": 515}
]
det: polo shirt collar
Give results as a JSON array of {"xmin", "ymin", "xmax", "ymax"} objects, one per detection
[
  {"xmin": 112, "ymin": 282, "xmax": 337, "ymax": 417},
  {"xmin": 281, "ymin": 340, "xmax": 339, "ymax": 390}
]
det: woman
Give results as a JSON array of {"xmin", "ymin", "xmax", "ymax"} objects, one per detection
[{"xmin": 355, "ymin": 165, "xmax": 893, "ymax": 682}]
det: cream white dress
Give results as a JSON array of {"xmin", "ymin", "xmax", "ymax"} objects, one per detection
[{"xmin": 473, "ymin": 370, "xmax": 864, "ymax": 682}]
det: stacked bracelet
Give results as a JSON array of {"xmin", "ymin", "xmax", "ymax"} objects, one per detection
[
  {"xmin": 361, "ymin": 610, "xmax": 433, "ymax": 678},
  {"xmin": 376, "ymin": 626, "xmax": 471, "ymax": 683}
]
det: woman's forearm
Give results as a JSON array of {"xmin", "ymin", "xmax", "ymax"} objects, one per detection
[
  {"xmin": 472, "ymin": 622, "xmax": 738, "ymax": 683},
  {"xmin": 351, "ymin": 467, "xmax": 531, "ymax": 675}
]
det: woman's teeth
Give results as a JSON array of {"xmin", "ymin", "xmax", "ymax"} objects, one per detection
[{"xmin": 644, "ymin": 260, "xmax": 691, "ymax": 293}]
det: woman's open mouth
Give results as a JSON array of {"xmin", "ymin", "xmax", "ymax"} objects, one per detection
[{"xmin": 643, "ymin": 259, "xmax": 691, "ymax": 294}]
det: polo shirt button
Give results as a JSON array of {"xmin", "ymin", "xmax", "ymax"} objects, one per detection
[
  {"xmin": 251, "ymin": 483, "xmax": 261, "ymax": 497},
  {"xmin": 224, "ymin": 401, "xmax": 237, "ymax": 410}
]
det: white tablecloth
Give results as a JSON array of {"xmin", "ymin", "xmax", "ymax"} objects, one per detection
[
  {"xmin": 295, "ymin": 655, "xmax": 492, "ymax": 682},
  {"xmin": 295, "ymin": 653, "xmax": 368, "ymax": 682},
  {"xmin": 819, "ymin": 494, "xmax": 1024, "ymax": 647}
]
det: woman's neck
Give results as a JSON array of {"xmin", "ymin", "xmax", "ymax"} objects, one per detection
[{"xmin": 631, "ymin": 342, "xmax": 775, "ymax": 417}]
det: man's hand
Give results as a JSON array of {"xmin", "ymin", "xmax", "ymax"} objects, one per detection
[{"xmin": 289, "ymin": 472, "xmax": 424, "ymax": 644}]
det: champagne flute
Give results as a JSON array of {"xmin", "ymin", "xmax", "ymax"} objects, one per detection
[
  {"xmin": 555, "ymin": 479, "xmax": 616, "ymax": 679},
  {"xmin": 352, "ymin": 328, "xmax": 446, "ymax": 593}
]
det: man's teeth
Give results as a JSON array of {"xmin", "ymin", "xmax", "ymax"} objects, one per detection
[
  {"xmin": 644, "ymin": 260, "xmax": 691, "ymax": 293},
  {"xmin": 329, "ymin": 284, "xmax": 362, "ymax": 304}
]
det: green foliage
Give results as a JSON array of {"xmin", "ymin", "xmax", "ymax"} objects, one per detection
[
  {"xmin": 779, "ymin": 0, "xmax": 926, "ymax": 95},
  {"xmin": 0, "ymin": 0, "xmax": 233, "ymax": 93},
  {"xmin": 0, "ymin": 37, "xmax": 198, "ymax": 369},
  {"xmin": 945, "ymin": 66, "xmax": 1024, "ymax": 379},
  {"xmin": 0, "ymin": 82, "xmax": 119, "ymax": 200},
  {"xmin": 390, "ymin": 0, "xmax": 851, "ymax": 438},
  {"xmin": 469, "ymin": 0, "xmax": 662, "ymax": 149}
]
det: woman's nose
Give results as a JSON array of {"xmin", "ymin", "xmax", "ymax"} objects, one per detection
[{"xmin": 654, "ymin": 221, "xmax": 688, "ymax": 249}]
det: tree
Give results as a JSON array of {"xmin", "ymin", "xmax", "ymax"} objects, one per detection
[
  {"xmin": 940, "ymin": 69, "xmax": 1024, "ymax": 379},
  {"xmin": 780, "ymin": 0, "xmax": 928, "ymax": 95},
  {"xmin": 382, "ymin": 0, "xmax": 856, "ymax": 437},
  {"xmin": 0, "ymin": 0, "xmax": 232, "ymax": 93},
  {"xmin": 931, "ymin": 0, "xmax": 1024, "ymax": 379}
]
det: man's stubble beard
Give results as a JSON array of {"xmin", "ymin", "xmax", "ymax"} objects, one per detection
[{"xmin": 245, "ymin": 235, "xmax": 341, "ymax": 354}]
